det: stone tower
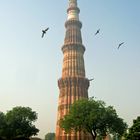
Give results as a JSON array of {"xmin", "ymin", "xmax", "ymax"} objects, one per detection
[{"xmin": 56, "ymin": 0, "xmax": 91, "ymax": 139}]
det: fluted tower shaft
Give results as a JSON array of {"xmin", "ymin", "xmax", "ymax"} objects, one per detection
[{"xmin": 56, "ymin": 0, "xmax": 91, "ymax": 140}]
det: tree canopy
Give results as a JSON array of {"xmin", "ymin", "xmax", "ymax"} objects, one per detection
[
  {"xmin": 0, "ymin": 106, "xmax": 39, "ymax": 140},
  {"xmin": 45, "ymin": 132, "xmax": 55, "ymax": 140},
  {"xmin": 125, "ymin": 116, "xmax": 140, "ymax": 140},
  {"xmin": 0, "ymin": 112, "xmax": 6, "ymax": 139},
  {"xmin": 60, "ymin": 98, "xmax": 127, "ymax": 140}
]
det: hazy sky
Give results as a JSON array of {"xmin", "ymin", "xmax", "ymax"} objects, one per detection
[{"xmin": 0, "ymin": 0, "xmax": 140, "ymax": 139}]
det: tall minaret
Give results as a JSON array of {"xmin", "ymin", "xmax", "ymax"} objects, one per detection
[{"xmin": 56, "ymin": 0, "xmax": 91, "ymax": 139}]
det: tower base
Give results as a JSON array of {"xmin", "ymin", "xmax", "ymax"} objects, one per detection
[{"xmin": 56, "ymin": 135, "xmax": 92, "ymax": 140}]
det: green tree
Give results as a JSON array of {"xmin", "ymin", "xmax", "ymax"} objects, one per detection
[
  {"xmin": 0, "ymin": 106, "xmax": 39, "ymax": 140},
  {"xmin": 60, "ymin": 98, "xmax": 127, "ymax": 140},
  {"xmin": 0, "ymin": 112, "xmax": 6, "ymax": 139},
  {"xmin": 45, "ymin": 133, "xmax": 55, "ymax": 140},
  {"xmin": 125, "ymin": 116, "xmax": 140, "ymax": 140}
]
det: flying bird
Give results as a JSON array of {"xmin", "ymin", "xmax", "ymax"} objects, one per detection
[
  {"xmin": 118, "ymin": 42, "xmax": 124, "ymax": 49},
  {"xmin": 95, "ymin": 29, "xmax": 100, "ymax": 36},
  {"xmin": 88, "ymin": 78, "xmax": 94, "ymax": 82},
  {"xmin": 42, "ymin": 27, "xmax": 49, "ymax": 38}
]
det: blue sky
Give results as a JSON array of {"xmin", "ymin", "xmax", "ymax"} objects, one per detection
[{"xmin": 0, "ymin": 0, "xmax": 140, "ymax": 139}]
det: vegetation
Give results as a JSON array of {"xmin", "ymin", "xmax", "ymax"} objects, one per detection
[
  {"xmin": 60, "ymin": 98, "xmax": 127, "ymax": 140},
  {"xmin": 125, "ymin": 116, "xmax": 140, "ymax": 140},
  {"xmin": 45, "ymin": 132, "xmax": 55, "ymax": 140},
  {"xmin": 0, "ymin": 112, "xmax": 6, "ymax": 139},
  {"xmin": 0, "ymin": 106, "xmax": 39, "ymax": 140}
]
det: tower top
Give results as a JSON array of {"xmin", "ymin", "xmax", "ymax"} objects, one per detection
[
  {"xmin": 67, "ymin": 0, "xmax": 80, "ymax": 20},
  {"xmin": 69, "ymin": 0, "xmax": 77, "ymax": 7}
]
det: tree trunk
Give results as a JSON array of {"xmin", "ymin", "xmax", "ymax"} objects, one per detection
[
  {"xmin": 90, "ymin": 130, "xmax": 97, "ymax": 140},
  {"xmin": 91, "ymin": 133, "xmax": 96, "ymax": 140}
]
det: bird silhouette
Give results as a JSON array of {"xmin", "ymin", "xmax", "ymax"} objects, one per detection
[
  {"xmin": 88, "ymin": 78, "xmax": 94, "ymax": 81},
  {"xmin": 95, "ymin": 29, "xmax": 100, "ymax": 36},
  {"xmin": 42, "ymin": 27, "xmax": 49, "ymax": 38},
  {"xmin": 118, "ymin": 42, "xmax": 124, "ymax": 49}
]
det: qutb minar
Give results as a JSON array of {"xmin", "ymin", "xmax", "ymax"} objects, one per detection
[{"xmin": 56, "ymin": 0, "xmax": 91, "ymax": 139}]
